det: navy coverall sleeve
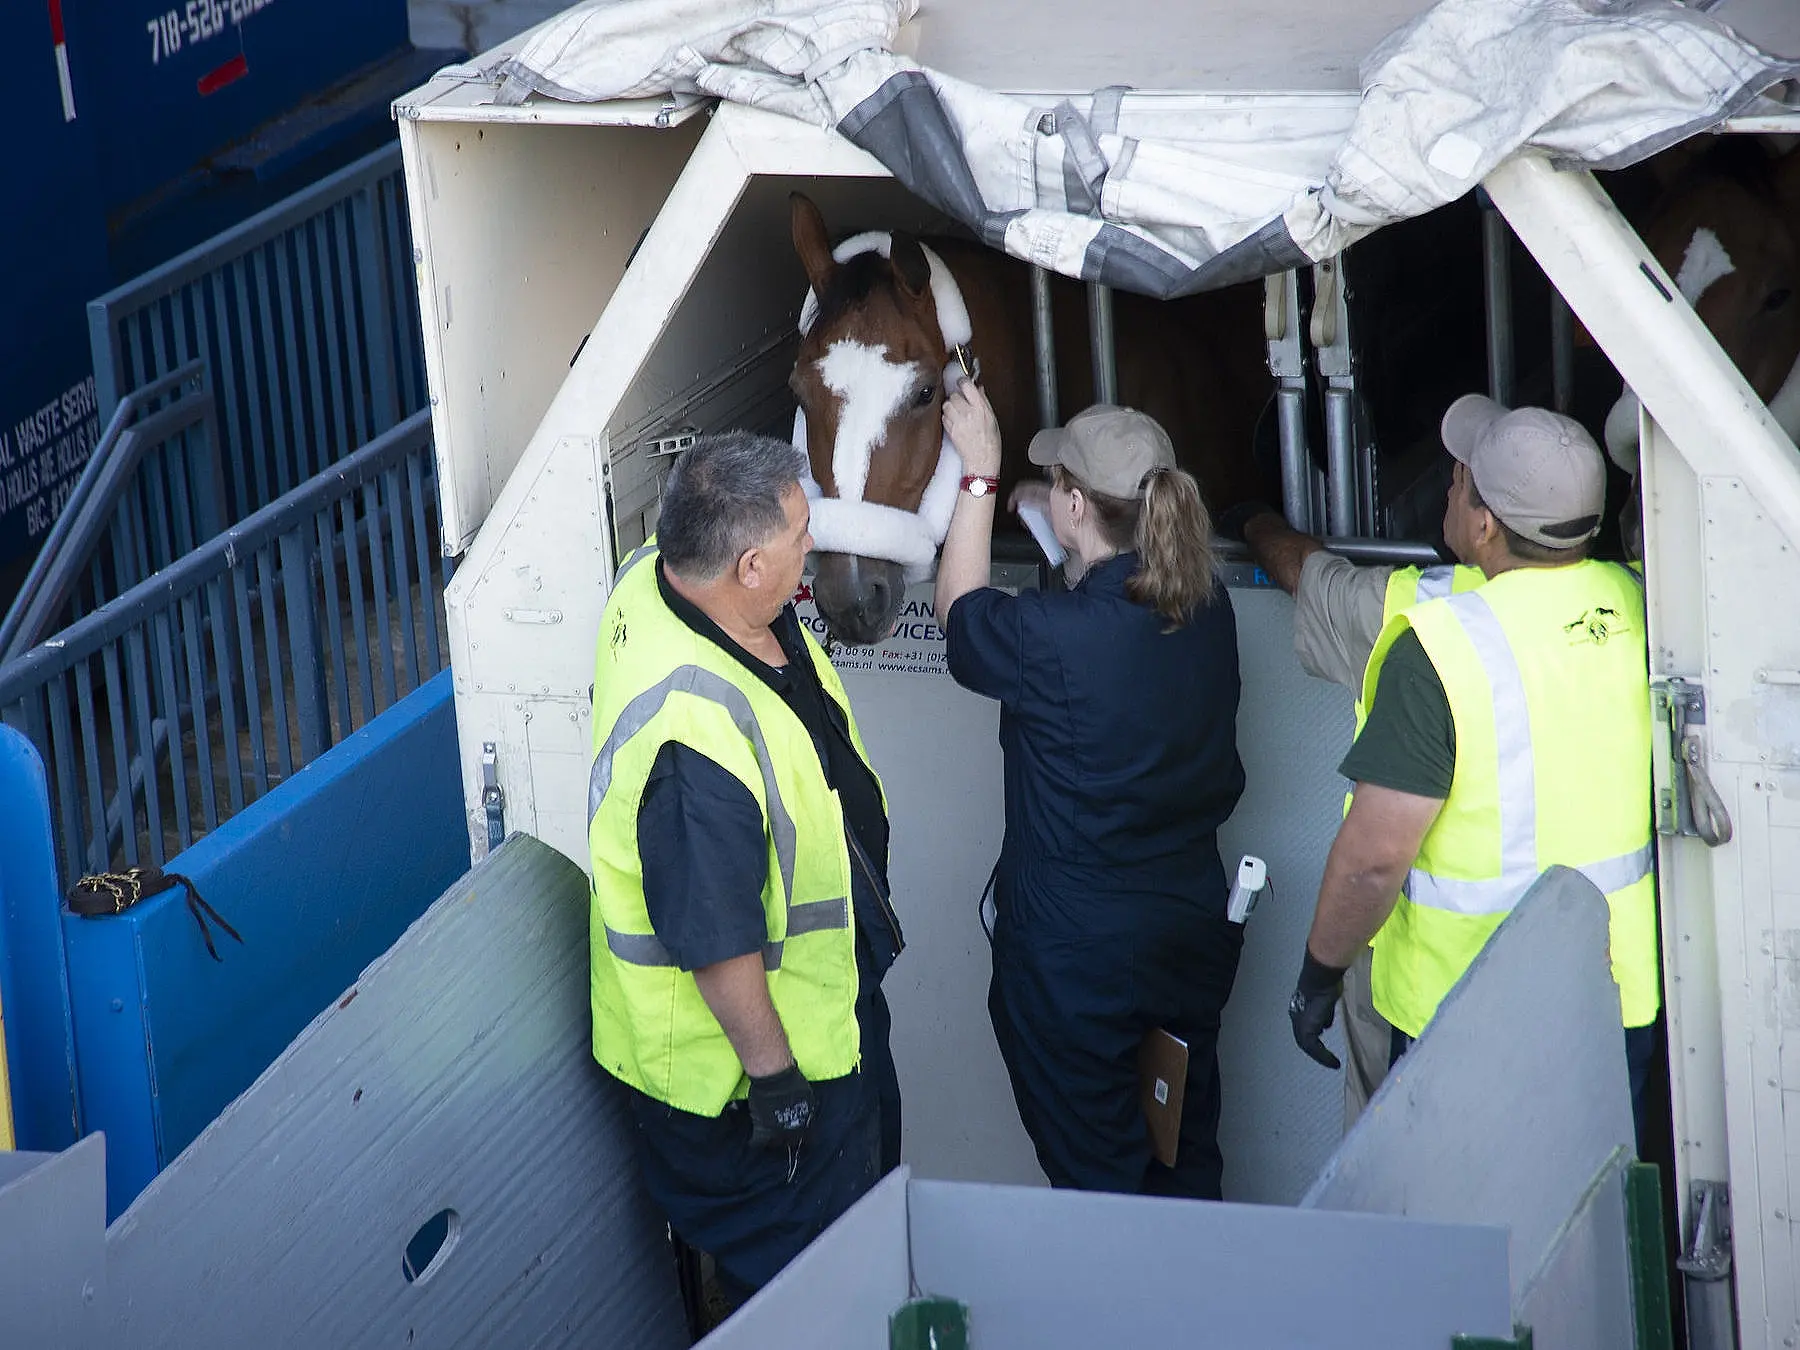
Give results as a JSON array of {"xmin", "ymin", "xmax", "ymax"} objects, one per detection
[
  {"xmin": 944, "ymin": 586, "xmax": 1036, "ymax": 704},
  {"xmin": 637, "ymin": 741, "xmax": 769, "ymax": 971}
]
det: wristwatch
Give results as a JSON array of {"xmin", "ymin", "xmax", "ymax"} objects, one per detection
[{"xmin": 959, "ymin": 474, "xmax": 1000, "ymax": 499}]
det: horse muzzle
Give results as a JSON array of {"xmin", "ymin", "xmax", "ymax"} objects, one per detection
[{"xmin": 811, "ymin": 553, "xmax": 906, "ymax": 647}]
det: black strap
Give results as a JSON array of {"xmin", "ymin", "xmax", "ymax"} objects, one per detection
[{"xmin": 68, "ymin": 866, "xmax": 244, "ymax": 963}]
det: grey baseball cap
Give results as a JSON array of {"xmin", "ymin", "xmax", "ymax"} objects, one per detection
[
  {"xmin": 1440, "ymin": 394, "xmax": 1606, "ymax": 548},
  {"xmin": 1028, "ymin": 404, "xmax": 1176, "ymax": 500}
]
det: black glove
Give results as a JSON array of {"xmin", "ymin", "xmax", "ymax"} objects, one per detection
[
  {"xmin": 1215, "ymin": 499, "xmax": 1280, "ymax": 544},
  {"xmin": 747, "ymin": 1064, "xmax": 816, "ymax": 1150},
  {"xmin": 1288, "ymin": 951, "xmax": 1348, "ymax": 1070}
]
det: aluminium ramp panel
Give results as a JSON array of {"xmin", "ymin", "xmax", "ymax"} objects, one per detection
[
  {"xmin": 103, "ymin": 834, "xmax": 685, "ymax": 1350},
  {"xmin": 1485, "ymin": 155, "xmax": 1800, "ymax": 1350},
  {"xmin": 702, "ymin": 1166, "xmax": 1512, "ymax": 1350},
  {"xmin": 1303, "ymin": 865, "xmax": 1637, "ymax": 1335},
  {"xmin": 0, "ymin": 1135, "xmax": 106, "ymax": 1350}
]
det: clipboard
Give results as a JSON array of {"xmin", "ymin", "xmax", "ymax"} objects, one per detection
[{"xmin": 1137, "ymin": 1027, "xmax": 1189, "ymax": 1168}]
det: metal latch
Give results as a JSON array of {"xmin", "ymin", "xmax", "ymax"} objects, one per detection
[
  {"xmin": 645, "ymin": 426, "xmax": 699, "ymax": 458},
  {"xmin": 481, "ymin": 741, "xmax": 506, "ymax": 854},
  {"xmin": 1652, "ymin": 678, "xmax": 1733, "ymax": 847}
]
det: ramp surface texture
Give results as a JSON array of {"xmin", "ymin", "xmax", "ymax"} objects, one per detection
[{"xmin": 104, "ymin": 833, "xmax": 685, "ymax": 1349}]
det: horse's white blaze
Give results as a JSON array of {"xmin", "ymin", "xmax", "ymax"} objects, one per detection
[
  {"xmin": 1676, "ymin": 226, "xmax": 1734, "ymax": 306},
  {"xmin": 817, "ymin": 340, "xmax": 920, "ymax": 504}
]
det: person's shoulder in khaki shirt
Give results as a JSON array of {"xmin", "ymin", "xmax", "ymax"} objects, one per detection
[{"xmin": 1290, "ymin": 553, "xmax": 1394, "ymax": 694}]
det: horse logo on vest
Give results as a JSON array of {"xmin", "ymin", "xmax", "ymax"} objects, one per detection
[{"xmin": 1564, "ymin": 605, "xmax": 1626, "ymax": 647}]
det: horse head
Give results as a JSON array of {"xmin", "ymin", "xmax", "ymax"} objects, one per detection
[
  {"xmin": 789, "ymin": 194, "xmax": 969, "ymax": 646},
  {"xmin": 1606, "ymin": 142, "xmax": 1800, "ymax": 473}
]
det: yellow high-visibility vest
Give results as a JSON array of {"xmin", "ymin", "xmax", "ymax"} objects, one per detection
[
  {"xmin": 586, "ymin": 544, "xmax": 878, "ymax": 1116},
  {"xmin": 1363, "ymin": 560, "xmax": 1656, "ymax": 1036}
]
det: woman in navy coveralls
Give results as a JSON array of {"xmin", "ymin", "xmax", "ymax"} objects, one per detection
[{"xmin": 935, "ymin": 383, "xmax": 1246, "ymax": 1199}]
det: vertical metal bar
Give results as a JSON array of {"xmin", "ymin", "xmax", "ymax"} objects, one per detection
[
  {"xmin": 363, "ymin": 480, "xmax": 397, "ymax": 709},
  {"xmin": 1481, "ymin": 199, "xmax": 1516, "ymax": 407},
  {"xmin": 1551, "ymin": 290, "xmax": 1576, "ymax": 415},
  {"xmin": 316, "ymin": 507, "xmax": 353, "ymax": 739},
  {"xmin": 340, "ymin": 495, "xmax": 375, "ymax": 723},
  {"xmin": 214, "ymin": 262, "xmax": 255, "ymax": 521},
  {"xmin": 123, "ymin": 628, "xmax": 164, "ymax": 865},
  {"xmin": 316, "ymin": 205, "xmax": 357, "ymax": 460},
  {"xmin": 382, "ymin": 466, "xmax": 421, "ymax": 690},
  {"xmin": 279, "ymin": 530, "xmax": 330, "ymax": 762},
  {"xmin": 255, "ymin": 546, "xmax": 294, "ymax": 782},
  {"xmin": 383, "ymin": 178, "xmax": 425, "ymax": 414},
  {"xmin": 296, "ymin": 222, "xmax": 335, "ymax": 484},
  {"xmin": 1276, "ymin": 390, "xmax": 1313, "ymax": 532},
  {"xmin": 1030, "ymin": 266, "xmax": 1059, "ymax": 431},
  {"xmin": 1085, "ymin": 281, "xmax": 1117, "ymax": 405},
  {"xmin": 1325, "ymin": 388, "xmax": 1358, "ymax": 536},
  {"xmin": 232, "ymin": 565, "xmax": 270, "ymax": 798},
  {"xmin": 100, "ymin": 643, "xmax": 136, "ymax": 867},
  {"xmin": 250, "ymin": 247, "xmax": 285, "ymax": 511},
  {"xmin": 405, "ymin": 451, "xmax": 441, "ymax": 671},
  {"xmin": 271, "ymin": 241, "xmax": 309, "ymax": 497},
  {"xmin": 151, "ymin": 607, "xmax": 191, "ymax": 850},
  {"xmin": 141, "ymin": 441, "xmax": 176, "ymax": 573},
  {"xmin": 180, "ymin": 590, "xmax": 219, "ymax": 832},
  {"xmin": 206, "ymin": 577, "xmax": 245, "ymax": 814},
  {"xmin": 73, "ymin": 660, "xmax": 107, "ymax": 876},
  {"xmin": 353, "ymin": 183, "xmax": 401, "ymax": 432},
  {"xmin": 327, "ymin": 201, "xmax": 373, "ymax": 446},
  {"xmin": 46, "ymin": 678, "xmax": 82, "ymax": 880}
]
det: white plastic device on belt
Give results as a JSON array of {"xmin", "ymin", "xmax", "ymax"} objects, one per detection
[{"xmin": 1226, "ymin": 855, "xmax": 1268, "ymax": 924}]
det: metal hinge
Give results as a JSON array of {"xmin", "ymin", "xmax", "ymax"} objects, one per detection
[
  {"xmin": 1652, "ymin": 678, "xmax": 1732, "ymax": 846},
  {"xmin": 481, "ymin": 741, "xmax": 506, "ymax": 853},
  {"xmin": 1677, "ymin": 1181, "xmax": 1736, "ymax": 1350}
]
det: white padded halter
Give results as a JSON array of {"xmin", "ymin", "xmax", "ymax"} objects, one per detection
[{"xmin": 794, "ymin": 233, "xmax": 973, "ymax": 582}]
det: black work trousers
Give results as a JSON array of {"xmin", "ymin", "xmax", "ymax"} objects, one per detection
[
  {"xmin": 988, "ymin": 890, "xmax": 1244, "ymax": 1198},
  {"xmin": 625, "ymin": 948, "xmax": 899, "ymax": 1294}
]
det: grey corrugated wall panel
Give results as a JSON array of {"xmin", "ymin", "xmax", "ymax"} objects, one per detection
[
  {"xmin": 0, "ymin": 1134, "xmax": 107, "ymax": 1349},
  {"xmin": 104, "ymin": 833, "xmax": 686, "ymax": 1349},
  {"xmin": 1302, "ymin": 865, "xmax": 1638, "ymax": 1315}
]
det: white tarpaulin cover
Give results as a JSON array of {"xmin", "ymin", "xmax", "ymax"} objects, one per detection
[{"xmin": 485, "ymin": 0, "xmax": 1799, "ymax": 294}]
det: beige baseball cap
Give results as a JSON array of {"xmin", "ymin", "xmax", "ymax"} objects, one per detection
[
  {"xmin": 1027, "ymin": 404, "xmax": 1176, "ymax": 500},
  {"xmin": 1440, "ymin": 394, "xmax": 1607, "ymax": 548}
]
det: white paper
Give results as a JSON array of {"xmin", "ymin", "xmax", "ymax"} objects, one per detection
[{"xmin": 1016, "ymin": 502, "xmax": 1066, "ymax": 567}]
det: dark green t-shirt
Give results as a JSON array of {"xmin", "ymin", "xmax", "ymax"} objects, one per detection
[{"xmin": 1337, "ymin": 628, "xmax": 1456, "ymax": 799}]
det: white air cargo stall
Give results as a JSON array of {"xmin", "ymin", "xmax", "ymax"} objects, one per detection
[{"xmin": 395, "ymin": 0, "xmax": 1800, "ymax": 1343}]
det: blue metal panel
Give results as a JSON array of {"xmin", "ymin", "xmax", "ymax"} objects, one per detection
[
  {"xmin": 61, "ymin": 0, "xmax": 409, "ymax": 221},
  {"xmin": 0, "ymin": 4, "xmax": 109, "ymax": 572},
  {"xmin": 0, "ymin": 726, "xmax": 79, "ymax": 1151},
  {"xmin": 63, "ymin": 670, "xmax": 464, "ymax": 1219}
]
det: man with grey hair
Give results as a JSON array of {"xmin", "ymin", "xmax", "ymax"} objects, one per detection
[{"xmin": 586, "ymin": 430, "xmax": 904, "ymax": 1318}]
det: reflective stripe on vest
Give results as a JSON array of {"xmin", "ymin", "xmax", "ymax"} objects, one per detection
[
  {"xmin": 1412, "ymin": 564, "xmax": 1459, "ymax": 604},
  {"xmin": 614, "ymin": 543, "xmax": 656, "ymax": 588},
  {"xmin": 587, "ymin": 662, "xmax": 852, "ymax": 967},
  {"xmin": 1404, "ymin": 589, "xmax": 1654, "ymax": 917}
]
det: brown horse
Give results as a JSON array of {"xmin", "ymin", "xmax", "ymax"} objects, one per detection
[
  {"xmin": 1605, "ymin": 140, "xmax": 1800, "ymax": 472},
  {"xmin": 789, "ymin": 194, "xmax": 1270, "ymax": 645}
]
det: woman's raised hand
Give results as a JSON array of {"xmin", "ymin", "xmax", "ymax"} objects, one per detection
[{"xmin": 942, "ymin": 380, "xmax": 1003, "ymax": 479}]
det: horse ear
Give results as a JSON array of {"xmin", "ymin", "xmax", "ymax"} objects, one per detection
[
  {"xmin": 889, "ymin": 232, "xmax": 933, "ymax": 300},
  {"xmin": 791, "ymin": 194, "xmax": 837, "ymax": 297}
]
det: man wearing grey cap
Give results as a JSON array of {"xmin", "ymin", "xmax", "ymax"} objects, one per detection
[{"xmin": 1277, "ymin": 395, "xmax": 1659, "ymax": 1138}]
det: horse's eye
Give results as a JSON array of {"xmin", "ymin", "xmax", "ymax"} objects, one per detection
[
  {"xmin": 913, "ymin": 383, "xmax": 937, "ymax": 409},
  {"xmin": 1764, "ymin": 287, "xmax": 1793, "ymax": 313}
]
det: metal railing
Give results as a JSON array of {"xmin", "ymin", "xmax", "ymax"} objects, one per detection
[
  {"xmin": 0, "ymin": 362, "xmax": 223, "ymax": 663},
  {"xmin": 0, "ymin": 411, "xmax": 446, "ymax": 881},
  {"xmin": 87, "ymin": 143, "xmax": 426, "ymax": 526}
]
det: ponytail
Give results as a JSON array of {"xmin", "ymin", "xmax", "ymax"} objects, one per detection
[
  {"xmin": 1053, "ymin": 463, "xmax": 1219, "ymax": 628},
  {"xmin": 1126, "ymin": 465, "xmax": 1218, "ymax": 628}
]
